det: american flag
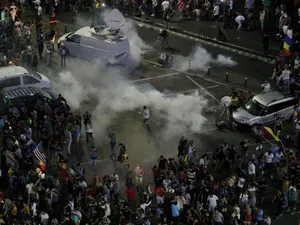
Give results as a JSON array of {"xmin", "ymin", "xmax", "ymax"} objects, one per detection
[
  {"xmin": 6, "ymin": 150, "xmax": 17, "ymax": 166},
  {"xmin": 33, "ymin": 142, "xmax": 46, "ymax": 164}
]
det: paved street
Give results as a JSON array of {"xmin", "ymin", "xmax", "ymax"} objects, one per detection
[{"xmin": 19, "ymin": 9, "xmax": 299, "ymax": 223}]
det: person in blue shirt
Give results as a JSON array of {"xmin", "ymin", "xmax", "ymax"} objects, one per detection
[
  {"xmin": 90, "ymin": 147, "xmax": 97, "ymax": 171},
  {"xmin": 171, "ymin": 201, "xmax": 180, "ymax": 224},
  {"xmin": 256, "ymin": 207, "xmax": 264, "ymax": 224}
]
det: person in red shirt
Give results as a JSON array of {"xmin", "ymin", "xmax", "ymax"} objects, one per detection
[{"xmin": 125, "ymin": 187, "xmax": 135, "ymax": 208}]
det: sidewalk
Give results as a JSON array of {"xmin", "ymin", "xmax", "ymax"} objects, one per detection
[{"xmin": 134, "ymin": 16, "xmax": 279, "ymax": 58}]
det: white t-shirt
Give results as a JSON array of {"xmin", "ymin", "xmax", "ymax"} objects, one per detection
[
  {"xmin": 274, "ymin": 152, "xmax": 284, "ymax": 163},
  {"xmin": 248, "ymin": 163, "xmax": 255, "ymax": 175},
  {"xmin": 33, "ymin": 0, "xmax": 41, "ymax": 5},
  {"xmin": 37, "ymin": 6, "xmax": 42, "ymax": 16},
  {"xmin": 264, "ymin": 152, "xmax": 274, "ymax": 163},
  {"xmin": 236, "ymin": 15, "xmax": 245, "ymax": 23},
  {"xmin": 239, "ymin": 193, "xmax": 248, "ymax": 203},
  {"xmin": 41, "ymin": 212, "xmax": 49, "ymax": 221},
  {"xmin": 161, "ymin": 1, "xmax": 170, "ymax": 11},
  {"xmin": 79, "ymin": 181, "xmax": 87, "ymax": 189},
  {"xmin": 199, "ymin": 158, "xmax": 205, "ymax": 166},
  {"xmin": 282, "ymin": 25, "xmax": 288, "ymax": 34},
  {"xmin": 207, "ymin": 195, "xmax": 218, "ymax": 207},
  {"xmin": 213, "ymin": 5, "xmax": 219, "ymax": 16},
  {"xmin": 26, "ymin": 184, "xmax": 34, "ymax": 194},
  {"xmin": 287, "ymin": 29, "xmax": 293, "ymax": 39},
  {"xmin": 237, "ymin": 178, "xmax": 245, "ymax": 188},
  {"xmin": 144, "ymin": 108, "xmax": 150, "ymax": 119}
]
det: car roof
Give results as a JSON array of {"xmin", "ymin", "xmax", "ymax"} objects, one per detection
[
  {"xmin": 0, "ymin": 66, "xmax": 29, "ymax": 78},
  {"xmin": 253, "ymin": 90, "xmax": 295, "ymax": 106},
  {"xmin": 2, "ymin": 86, "xmax": 40, "ymax": 100}
]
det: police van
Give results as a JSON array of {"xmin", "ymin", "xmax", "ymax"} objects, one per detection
[{"xmin": 57, "ymin": 9, "xmax": 130, "ymax": 64}]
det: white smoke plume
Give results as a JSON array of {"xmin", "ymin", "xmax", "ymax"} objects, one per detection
[
  {"xmin": 51, "ymin": 12, "xmax": 211, "ymax": 143},
  {"xmin": 52, "ymin": 59, "xmax": 209, "ymax": 140},
  {"xmin": 173, "ymin": 46, "xmax": 237, "ymax": 72}
]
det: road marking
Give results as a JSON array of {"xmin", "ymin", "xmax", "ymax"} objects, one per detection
[
  {"xmin": 205, "ymin": 85, "xmax": 219, "ymax": 90},
  {"xmin": 80, "ymin": 158, "xmax": 111, "ymax": 165},
  {"xmin": 129, "ymin": 72, "xmax": 179, "ymax": 82},
  {"xmin": 185, "ymin": 75, "xmax": 221, "ymax": 103}
]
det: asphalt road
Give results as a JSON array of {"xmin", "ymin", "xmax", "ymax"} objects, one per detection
[{"xmin": 19, "ymin": 9, "xmax": 300, "ymax": 223}]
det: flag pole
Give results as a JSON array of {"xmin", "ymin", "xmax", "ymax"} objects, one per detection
[{"xmin": 24, "ymin": 141, "xmax": 42, "ymax": 163}]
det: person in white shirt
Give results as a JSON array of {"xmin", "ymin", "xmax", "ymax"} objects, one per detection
[
  {"xmin": 212, "ymin": 3, "xmax": 219, "ymax": 21},
  {"xmin": 140, "ymin": 106, "xmax": 150, "ymax": 129},
  {"xmin": 235, "ymin": 14, "xmax": 245, "ymax": 30},
  {"xmin": 239, "ymin": 191, "xmax": 248, "ymax": 206},
  {"xmin": 278, "ymin": 65, "xmax": 291, "ymax": 93},
  {"xmin": 85, "ymin": 123, "xmax": 94, "ymax": 143},
  {"xmin": 206, "ymin": 193, "xmax": 218, "ymax": 212},
  {"xmin": 274, "ymin": 150, "xmax": 284, "ymax": 166},
  {"xmin": 261, "ymin": 81, "xmax": 271, "ymax": 92},
  {"xmin": 161, "ymin": 0, "xmax": 170, "ymax": 12},
  {"xmin": 33, "ymin": 0, "xmax": 41, "ymax": 6},
  {"xmin": 37, "ymin": 5, "xmax": 43, "ymax": 17},
  {"xmin": 248, "ymin": 161, "xmax": 256, "ymax": 183},
  {"xmin": 264, "ymin": 151, "xmax": 274, "ymax": 179}
]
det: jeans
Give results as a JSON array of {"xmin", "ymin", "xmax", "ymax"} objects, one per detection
[{"xmin": 283, "ymin": 79, "xmax": 290, "ymax": 93}]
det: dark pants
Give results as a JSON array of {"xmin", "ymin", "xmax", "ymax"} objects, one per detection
[
  {"xmin": 61, "ymin": 55, "xmax": 66, "ymax": 67},
  {"xmin": 86, "ymin": 132, "xmax": 93, "ymax": 143},
  {"xmin": 263, "ymin": 44, "xmax": 269, "ymax": 56}
]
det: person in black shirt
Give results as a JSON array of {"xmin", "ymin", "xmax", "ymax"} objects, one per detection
[
  {"xmin": 257, "ymin": 177, "xmax": 266, "ymax": 204},
  {"xmin": 158, "ymin": 155, "xmax": 168, "ymax": 170},
  {"xmin": 272, "ymin": 190, "xmax": 283, "ymax": 219},
  {"xmin": 240, "ymin": 139, "xmax": 249, "ymax": 161}
]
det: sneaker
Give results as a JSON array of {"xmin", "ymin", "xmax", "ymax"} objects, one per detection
[
  {"xmin": 256, "ymin": 146, "xmax": 259, "ymax": 151},
  {"xmin": 151, "ymin": 14, "xmax": 154, "ymax": 17},
  {"xmin": 260, "ymin": 145, "xmax": 263, "ymax": 149},
  {"xmin": 139, "ymin": 24, "xmax": 143, "ymax": 27}
]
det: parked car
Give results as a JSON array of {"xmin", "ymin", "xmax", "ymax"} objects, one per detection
[
  {"xmin": 57, "ymin": 9, "xmax": 129, "ymax": 64},
  {"xmin": 0, "ymin": 86, "xmax": 67, "ymax": 115},
  {"xmin": 0, "ymin": 66, "xmax": 51, "ymax": 90},
  {"xmin": 232, "ymin": 90, "xmax": 298, "ymax": 130}
]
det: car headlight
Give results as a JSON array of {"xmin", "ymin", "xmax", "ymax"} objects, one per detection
[{"xmin": 102, "ymin": 3, "xmax": 105, "ymax": 7}]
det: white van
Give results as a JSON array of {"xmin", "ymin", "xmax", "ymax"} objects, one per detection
[
  {"xmin": 0, "ymin": 66, "xmax": 51, "ymax": 90},
  {"xmin": 57, "ymin": 9, "xmax": 130, "ymax": 64}
]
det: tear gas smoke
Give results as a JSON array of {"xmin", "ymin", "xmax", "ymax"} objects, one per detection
[
  {"xmin": 52, "ymin": 16, "xmax": 211, "ymax": 141},
  {"xmin": 52, "ymin": 60, "xmax": 209, "ymax": 139},
  {"xmin": 173, "ymin": 46, "xmax": 237, "ymax": 72}
]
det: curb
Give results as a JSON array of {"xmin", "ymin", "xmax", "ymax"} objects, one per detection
[{"xmin": 133, "ymin": 18, "xmax": 274, "ymax": 65}]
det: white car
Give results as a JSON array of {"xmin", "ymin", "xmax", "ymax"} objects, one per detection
[
  {"xmin": 57, "ymin": 9, "xmax": 130, "ymax": 64},
  {"xmin": 0, "ymin": 66, "xmax": 51, "ymax": 90}
]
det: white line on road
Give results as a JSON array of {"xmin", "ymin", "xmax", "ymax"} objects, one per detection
[
  {"xmin": 185, "ymin": 75, "xmax": 221, "ymax": 103},
  {"xmin": 205, "ymin": 85, "xmax": 220, "ymax": 90},
  {"xmin": 80, "ymin": 158, "xmax": 111, "ymax": 165},
  {"xmin": 129, "ymin": 72, "xmax": 179, "ymax": 82}
]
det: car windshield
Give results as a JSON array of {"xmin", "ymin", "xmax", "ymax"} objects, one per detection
[
  {"xmin": 40, "ymin": 89, "xmax": 52, "ymax": 100},
  {"xmin": 32, "ymin": 72, "xmax": 42, "ymax": 80},
  {"xmin": 66, "ymin": 32, "xmax": 74, "ymax": 38},
  {"xmin": 244, "ymin": 98, "xmax": 265, "ymax": 116}
]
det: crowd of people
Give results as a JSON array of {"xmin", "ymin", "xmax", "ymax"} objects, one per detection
[{"xmin": 1, "ymin": 1, "xmax": 300, "ymax": 225}]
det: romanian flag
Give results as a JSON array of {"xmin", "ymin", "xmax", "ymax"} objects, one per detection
[
  {"xmin": 263, "ymin": 126, "xmax": 280, "ymax": 142},
  {"xmin": 283, "ymin": 36, "xmax": 294, "ymax": 51},
  {"xmin": 38, "ymin": 161, "xmax": 46, "ymax": 172}
]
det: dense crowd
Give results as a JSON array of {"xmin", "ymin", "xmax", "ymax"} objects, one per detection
[{"xmin": 1, "ymin": 1, "xmax": 300, "ymax": 225}]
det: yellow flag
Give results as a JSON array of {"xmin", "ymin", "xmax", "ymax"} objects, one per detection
[{"xmin": 263, "ymin": 126, "xmax": 280, "ymax": 142}]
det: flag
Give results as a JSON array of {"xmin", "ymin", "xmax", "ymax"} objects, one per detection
[
  {"xmin": 33, "ymin": 142, "xmax": 46, "ymax": 165},
  {"xmin": 183, "ymin": 154, "xmax": 188, "ymax": 165},
  {"xmin": 263, "ymin": 126, "xmax": 280, "ymax": 142},
  {"xmin": 38, "ymin": 161, "xmax": 46, "ymax": 172},
  {"xmin": 283, "ymin": 36, "xmax": 294, "ymax": 51},
  {"xmin": 5, "ymin": 150, "xmax": 17, "ymax": 166}
]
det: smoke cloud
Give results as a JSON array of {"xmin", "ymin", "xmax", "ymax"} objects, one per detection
[
  {"xmin": 52, "ymin": 13, "xmax": 215, "ymax": 143},
  {"xmin": 173, "ymin": 46, "xmax": 237, "ymax": 72}
]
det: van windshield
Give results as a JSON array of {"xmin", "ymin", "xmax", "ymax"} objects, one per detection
[{"xmin": 244, "ymin": 98, "xmax": 265, "ymax": 116}]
